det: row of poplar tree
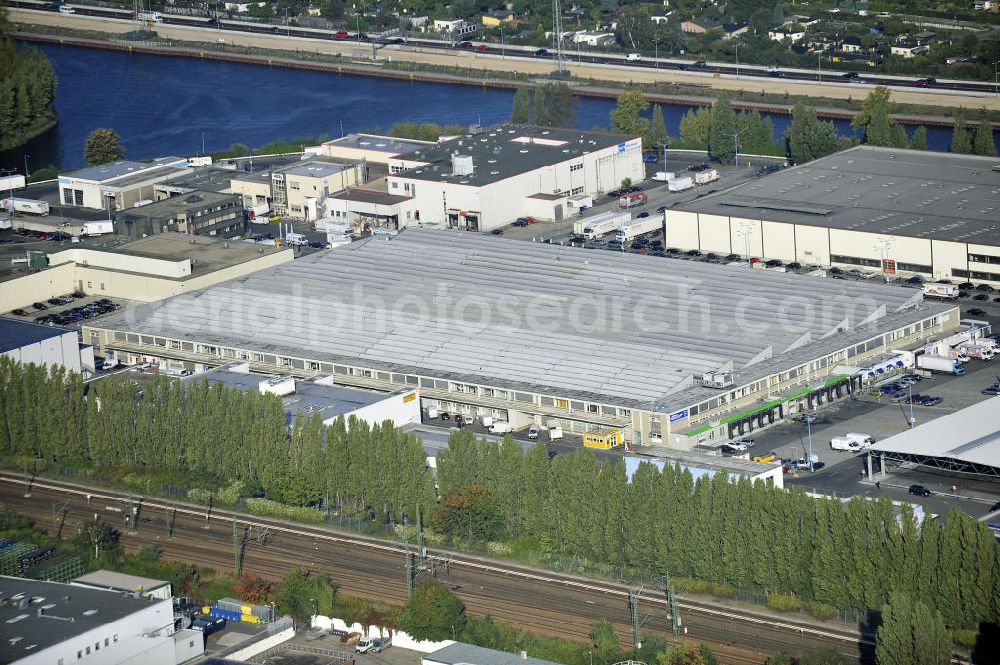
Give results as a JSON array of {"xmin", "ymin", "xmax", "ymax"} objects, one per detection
[{"xmin": 0, "ymin": 356, "xmax": 997, "ymax": 632}]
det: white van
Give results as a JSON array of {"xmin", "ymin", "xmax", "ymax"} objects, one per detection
[
  {"xmin": 626, "ymin": 53, "xmax": 641, "ymax": 61},
  {"xmin": 481, "ymin": 415, "xmax": 494, "ymax": 429},
  {"xmin": 527, "ymin": 424, "xmax": 540, "ymax": 440},
  {"xmin": 845, "ymin": 432, "xmax": 876, "ymax": 448},
  {"xmin": 830, "ymin": 436, "xmax": 861, "ymax": 452},
  {"xmin": 489, "ymin": 420, "xmax": 512, "ymax": 434}
]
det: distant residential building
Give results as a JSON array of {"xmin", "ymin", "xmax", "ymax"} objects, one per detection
[
  {"xmin": 680, "ymin": 16, "xmax": 719, "ymax": 33},
  {"xmin": 722, "ymin": 20, "xmax": 748, "ymax": 39},
  {"xmin": 306, "ymin": 5, "xmax": 322, "ymax": 16},
  {"xmin": 807, "ymin": 36, "xmax": 837, "ymax": 51},
  {"xmin": 768, "ymin": 27, "xmax": 806, "ymax": 42},
  {"xmin": 891, "ymin": 42, "xmax": 930, "ymax": 58},
  {"xmin": 573, "ymin": 30, "xmax": 616, "ymax": 46},
  {"xmin": 785, "ymin": 15, "xmax": 820, "ymax": 26},
  {"xmin": 651, "ymin": 15, "xmax": 670, "ymax": 24},
  {"xmin": 840, "ymin": 36, "xmax": 865, "ymax": 52},
  {"xmin": 433, "ymin": 18, "xmax": 478, "ymax": 36},
  {"xmin": 481, "ymin": 9, "xmax": 514, "ymax": 26}
]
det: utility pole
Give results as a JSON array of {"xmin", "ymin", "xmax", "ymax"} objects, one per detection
[
  {"xmin": 165, "ymin": 502, "xmax": 176, "ymax": 539},
  {"xmin": 51, "ymin": 500, "xmax": 70, "ymax": 540},
  {"xmin": 404, "ymin": 504, "xmax": 448, "ymax": 599},
  {"xmin": 551, "ymin": 0, "xmax": 567, "ymax": 76},
  {"xmin": 124, "ymin": 497, "xmax": 140, "ymax": 534},
  {"xmin": 661, "ymin": 577, "xmax": 681, "ymax": 638},
  {"xmin": 628, "ymin": 586, "xmax": 642, "ymax": 649}
]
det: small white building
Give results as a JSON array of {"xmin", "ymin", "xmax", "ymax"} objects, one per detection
[
  {"xmin": 385, "ymin": 125, "xmax": 644, "ymax": 231},
  {"xmin": 58, "ymin": 158, "xmax": 189, "ymax": 211},
  {"xmin": 768, "ymin": 28, "xmax": 806, "ymax": 42},
  {"xmin": 1, "ymin": 317, "xmax": 94, "ymax": 376},
  {"xmin": 324, "ymin": 188, "xmax": 418, "ymax": 231},
  {"xmin": 572, "ymin": 31, "xmax": 616, "ymax": 46},
  {"xmin": 0, "ymin": 576, "xmax": 193, "ymax": 665},
  {"xmin": 891, "ymin": 43, "xmax": 930, "ymax": 58}
]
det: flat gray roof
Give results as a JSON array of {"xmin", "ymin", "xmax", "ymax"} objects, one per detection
[
  {"xmin": 0, "ymin": 317, "xmax": 75, "ymax": 353},
  {"xmin": 324, "ymin": 133, "xmax": 433, "ymax": 155},
  {"xmin": 0, "ymin": 576, "xmax": 163, "ymax": 661},
  {"xmin": 73, "ymin": 570, "xmax": 170, "ymax": 593},
  {"xmin": 161, "ymin": 166, "xmax": 242, "ymax": 193},
  {"xmin": 194, "ymin": 367, "xmax": 393, "ymax": 422},
  {"xmin": 870, "ymin": 397, "xmax": 1000, "ymax": 469},
  {"xmin": 424, "ymin": 643, "xmax": 563, "ymax": 665},
  {"xmin": 278, "ymin": 160, "xmax": 351, "ymax": 178},
  {"xmin": 95, "ymin": 229, "xmax": 948, "ymax": 411},
  {"xmin": 675, "ymin": 146, "xmax": 1000, "ymax": 247},
  {"xmin": 64, "ymin": 157, "xmax": 186, "ymax": 184},
  {"xmin": 119, "ymin": 190, "xmax": 239, "ymax": 218},
  {"xmin": 394, "ymin": 125, "xmax": 638, "ymax": 186},
  {"xmin": 328, "ymin": 189, "xmax": 411, "ymax": 205}
]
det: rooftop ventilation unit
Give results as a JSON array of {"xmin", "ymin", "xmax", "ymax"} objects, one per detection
[
  {"xmin": 701, "ymin": 372, "xmax": 734, "ymax": 389},
  {"xmin": 452, "ymin": 154, "xmax": 474, "ymax": 176},
  {"xmin": 259, "ymin": 375, "xmax": 296, "ymax": 396}
]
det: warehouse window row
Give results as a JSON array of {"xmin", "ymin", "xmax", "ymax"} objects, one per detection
[{"xmin": 953, "ymin": 269, "xmax": 1000, "ymax": 283}]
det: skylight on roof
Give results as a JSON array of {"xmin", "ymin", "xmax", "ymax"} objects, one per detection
[{"xmin": 510, "ymin": 136, "xmax": 568, "ymax": 147}]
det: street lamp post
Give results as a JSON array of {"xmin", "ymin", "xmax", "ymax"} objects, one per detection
[
  {"xmin": 817, "ymin": 53, "xmax": 822, "ymax": 82},
  {"xmin": 806, "ymin": 415, "xmax": 814, "ymax": 472},
  {"xmin": 735, "ymin": 43, "xmax": 739, "ymax": 79},
  {"xmin": 994, "ymin": 60, "xmax": 999, "ymax": 97},
  {"xmin": 201, "ymin": 132, "xmax": 206, "ymax": 155},
  {"xmin": 908, "ymin": 381, "xmax": 916, "ymax": 428},
  {"xmin": 23, "ymin": 155, "xmax": 29, "ymax": 180},
  {"xmin": 499, "ymin": 25, "xmax": 504, "ymax": 59}
]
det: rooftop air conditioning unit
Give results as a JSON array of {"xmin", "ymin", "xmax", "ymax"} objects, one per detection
[
  {"xmin": 451, "ymin": 154, "xmax": 474, "ymax": 176},
  {"xmin": 701, "ymin": 372, "xmax": 734, "ymax": 389}
]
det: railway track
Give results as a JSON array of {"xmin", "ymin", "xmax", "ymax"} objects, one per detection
[{"xmin": 0, "ymin": 474, "xmax": 872, "ymax": 665}]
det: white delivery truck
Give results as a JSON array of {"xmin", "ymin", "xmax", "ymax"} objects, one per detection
[
  {"xmin": 618, "ymin": 192, "xmax": 647, "ymax": 208},
  {"xmin": 2, "ymin": 197, "xmax": 49, "ymax": 215},
  {"xmin": 138, "ymin": 10, "xmax": 163, "ymax": 22},
  {"xmin": 694, "ymin": 169, "xmax": 719, "ymax": 185},
  {"xmin": 845, "ymin": 432, "xmax": 876, "ymax": 449},
  {"xmin": 0, "ymin": 174, "xmax": 26, "ymax": 192},
  {"xmin": 922, "ymin": 283, "xmax": 959, "ymax": 299},
  {"xmin": 547, "ymin": 419, "xmax": 564, "ymax": 441},
  {"xmin": 916, "ymin": 354, "xmax": 966, "ymax": 375},
  {"xmin": 944, "ymin": 348, "xmax": 971, "ymax": 363},
  {"xmin": 285, "ymin": 232, "xmax": 308, "ymax": 246},
  {"xmin": 964, "ymin": 345, "xmax": 995, "ymax": 361},
  {"xmin": 653, "ymin": 171, "xmax": 675, "ymax": 182},
  {"xmin": 615, "ymin": 216, "xmax": 661, "ymax": 243},
  {"xmin": 325, "ymin": 224, "xmax": 354, "ymax": 248},
  {"xmin": 572, "ymin": 211, "xmax": 631, "ymax": 240},
  {"xmin": 830, "ymin": 436, "xmax": 862, "ymax": 452},
  {"xmin": 668, "ymin": 176, "xmax": 694, "ymax": 192},
  {"xmin": 489, "ymin": 420, "xmax": 512, "ymax": 434},
  {"xmin": 83, "ymin": 220, "xmax": 114, "ymax": 236},
  {"xmin": 246, "ymin": 202, "xmax": 271, "ymax": 224}
]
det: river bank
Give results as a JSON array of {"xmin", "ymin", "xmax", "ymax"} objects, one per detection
[{"xmin": 10, "ymin": 8, "xmax": 999, "ymax": 130}]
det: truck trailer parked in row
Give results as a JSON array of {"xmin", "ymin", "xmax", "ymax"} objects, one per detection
[
  {"xmin": 668, "ymin": 176, "xmax": 694, "ymax": 192},
  {"xmin": 619, "ymin": 192, "xmax": 647, "ymax": 208},
  {"xmin": 572, "ymin": 211, "xmax": 631, "ymax": 239},
  {"xmin": 2, "ymin": 197, "xmax": 49, "ymax": 215},
  {"xmin": 0, "ymin": 174, "xmax": 26, "ymax": 192},
  {"xmin": 922, "ymin": 283, "xmax": 959, "ymax": 300},
  {"xmin": 694, "ymin": 169, "xmax": 719, "ymax": 185},
  {"xmin": 916, "ymin": 354, "xmax": 966, "ymax": 375},
  {"xmin": 615, "ymin": 217, "xmax": 661, "ymax": 243}
]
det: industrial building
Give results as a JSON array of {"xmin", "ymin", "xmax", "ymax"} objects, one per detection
[
  {"xmin": 114, "ymin": 191, "xmax": 244, "ymax": 238},
  {"xmin": 0, "ymin": 576, "xmax": 200, "ymax": 665},
  {"xmin": 0, "ymin": 317, "xmax": 94, "ymax": 375},
  {"xmin": 228, "ymin": 159, "xmax": 366, "ymax": 221},
  {"xmin": 324, "ymin": 188, "xmax": 417, "ymax": 231},
  {"xmin": 423, "ymin": 643, "xmax": 563, "ymax": 665},
  {"xmin": 385, "ymin": 125, "xmax": 645, "ymax": 231},
  {"xmin": 316, "ymin": 133, "xmax": 434, "ymax": 165},
  {"xmin": 84, "ymin": 229, "xmax": 957, "ymax": 450},
  {"xmin": 867, "ymin": 396, "xmax": 1000, "ymax": 479},
  {"xmin": 72, "ymin": 570, "xmax": 173, "ymax": 601},
  {"xmin": 625, "ymin": 451, "xmax": 785, "ymax": 489},
  {"xmin": 0, "ymin": 233, "xmax": 291, "ymax": 314},
  {"xmin": 665, "ymin": 146, "xmax": 1000, "ymax": 285},
  {"xmin": 191, "ymin": 362, "xmax": 421, "ymax": 428},
  {"xmin": 58, "ymin": 158, "xmax": 189, "ymax": 211}
]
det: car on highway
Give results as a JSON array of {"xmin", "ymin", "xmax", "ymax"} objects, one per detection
[
  {"xmin": 973, "ymin": 294, "xmax": 990, "ymax": 301},
  {"xmin": 332, "ymin": 30, "xmax": 350, "ymax": 38},
  {"xmin": 692, "ymin": 60, "xmax": 707, "ymax": 68},
  {"xmin": 842, "ymin": 71, "xmax": 860, "ymax": 80},
  {"xmin": 913, "ymin": 77, "xmax": 936, "ymax": 87},
  {"xmin": 456, "ymin": 41, "xmax": 472, "ymax": 48},
  {"xmin": 490, "ymin": 229, "xmax": 504, "ymax": 235},
  {"xmin": 687, "ymin": 163, "xmax": 710, "ymax": 172},
  {"xmin": 356, "ymin": 32, "xmax": 371, "ymax": 41},
  {"xmin": 908, "ymin": 484, "xmax": 932, "ymax": 497},
  {"xmin": 475, "ymin": 44, "xmax": 489, "ymax": 52},
  {"xmin": 534, "ymin": 48, "xmax": 549, "ymax": 56},
  {"xmin": 767, "ymin": 68, "xmax": 783, "ymax": 77},
  {"xmin": 656, "ymin": 205, "xmax": 667, "ymax": 213},
  {"xmin": 756, "ymin": 163, "xmax": 781, "ymax": 176},
  {"xmin": 967, "ymin": 308, "xmax": 989, "ymax": 317}
]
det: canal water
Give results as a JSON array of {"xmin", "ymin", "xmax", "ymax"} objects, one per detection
[{"xmin": 3, "ymin": 43, "xmax": 961, "ymax": 171}]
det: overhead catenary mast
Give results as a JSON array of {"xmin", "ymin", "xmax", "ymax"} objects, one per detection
[{"xmin": 551, "ymin": 0, "xmax": 568, "ymax": 77}]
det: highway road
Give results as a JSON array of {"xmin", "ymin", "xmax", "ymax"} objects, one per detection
[
  {"xmin": 9, "ymin": 0, "xmax": 1000, "ymax": 103},
  {"xmin": 0, "ymin": 473, "xmax": 874, "ymax": 665}
]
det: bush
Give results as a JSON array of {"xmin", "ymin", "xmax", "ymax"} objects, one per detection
[
  {"xmin": 187, "ymin": 488, "xmax": 213, "ymax": 504},
  {"xmin": 952, "ymin": 629, "xmax": 978, "ymax": 648},
  {"xmin": 766, "ymin": 594, "xmax": 802, "ymax": 612},
  {"xmin": 244, "ymin": 498, "xmax": 325, "ymax": 523},
  {"xmin": 393, "ymin": 523, "xmax": 419, "ymax": 542},
  {"xmin": 806, "ymin": 602, "xmax": 838, "ymax": 621},
  {"xmin": 487, "ymin": 541, "xmax": 512, "ymax": 555},
  {"xmin": 216, "ymin": 480, "xmax": 246, "ymax": 505}
]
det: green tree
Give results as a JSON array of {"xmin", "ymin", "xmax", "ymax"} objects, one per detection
[
  {"xmin": 432, "ymin": 483, "xmax": 504, "ymax": 542},
  {"xmin": 278, "ymin": 567, "xmax": 337, "ymax": 623},
  {"xmin": 950, "ymin": 113, "xmax": 972, "ymax": 154},
  {"xmin": 657, "ymin": 643, "xmax": 711, "ymax": 665},
  {"xmin": 766, "ymin": 654, "xmax": 794, "ymax": 665},
  {"xmin": 851, "ymin": 87, "xmax": 897, "ymax": 147},
  {"xmin": 74, "ymin": 517, "xmax": 121, "ymax": 563},
  {"xmin": 973, "ymin": 118, "xmax": 997, "ymax": 157},
  {"xmin": 511, "ymin": 87, "xmax": 531, "ymax": 124},
  {"xmin": 679, "ymin": 106, "xmax": 712, "ymax": 149},
  {"xmin": 876, "ymin": 592, "xmax": 952, "ymax": 665},
  {"xmin": 533, "ymin": 86, "xmax": 550, "ymax": 126},
  {"xmin": 83, "ymin": 128, "xmax": 125, "ymax": 166},
  {"xmin": 646, "ymin": 104, "xmax": 669, "ymax": 152},
  {"xmin": 400, "ymin": 580, "xmax": 466, "ymax": 641},
  {"xmin": 610, "ymin": 89, "xmax": 649, "ymax": 136},
  {"xmin": 910, "ymin": 125, "xmax": 928, "ymax": 150},
  {"xmin": 541, "ymin": 82, "xmax": 577, "ymax": 128},
  {"xmin": 786, "ymin": 102, "xmax": 838, "ymax": 164},
  {"xmin": 708, "ymin": 93, "xmax": 738, "ymax": 164},
  {"xmin": 590, "ymin": 620, "xmax": 622, "ymax": 665},
  {"xmin": 798, "ymin": 649, "xmax": 853, "ymax": 665}
]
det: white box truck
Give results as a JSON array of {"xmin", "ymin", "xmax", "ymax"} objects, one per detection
[
  {"xmin": 83, "ymin": 220, "xmax": 114, "ymax": 236},
  {"xmin": 2, "ymin": 197, "xmax": 49, "ymax": 215},
  {"xmin": 653, "ymin": 171, "xmax": 675, "ymax": 182},
  {"xmin": 547, "ymin": 419, "xmax": 563, "ymax": 441},
  {"xmin": 572, "ymin": 211, "xmax": 631, "ymax": 240},
  {"xmin": 964, "ymin": 345, "xmax": 995, "ymax": 361},
  {"xmin": 916, "ymin": 354, "xmax": 966, "ymax": 375},
  {"xmin": 285, "ymin": 232, "xmax": 307, "ymax": 246},
  {"xmin": 830, "ymin": 436, "xmax": 861, "ymax": 452},
  {"xmin": 489, "ymin": 420, "xmax": 512, "ymax": 434},
  {"xmin": 0, "ymin": 174, "xmax": 26, "ymax": 192},
  {"xmin": 615, "ymin": 217, "xmax": 661, "ymax": 243},
  {"xmin": 922, "ymin": 283, "xmax": 959, "ymax": 299},
  {"xmin": 694, "ymin": 169, "xmax": 719, "ymax": 185},
  {"xmin": 668, "ymin": 176, "xmax": 694, "ymax": 192},
  {"xmin": 247, "ymin": 202, "xmax": 271, "ymax": 224}
]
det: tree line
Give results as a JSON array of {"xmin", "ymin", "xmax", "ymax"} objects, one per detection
[
  {"xmin": 0, "ymin": 37, "xmax": 58, "ymax": 152},
  {"xmin": 1, "ymin": 357, "xmax": 998, "ymax": 639}
]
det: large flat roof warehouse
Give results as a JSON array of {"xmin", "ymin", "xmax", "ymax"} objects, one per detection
[
  {"xmin": 92, "ymin": 229, "xmax": 950, "ymax": 414},
  {"xmin": 396, "ymin": 126, "xmax": 639, "ymax": 186},
  {"xmin": 676, "ymin": 146, "xmax": 1000, "ymax": 246},
  {"xmin": 0, "ymin": 317, "xmax": 75, "ymax": 354},
  {"xmin": 869, "ymin": 396, "xmax": 1000, "ymax": 477},
  {"xmin": 63, "ymin": 157, "xmax": 188, "ymax": 185},
  {"xmin": 324, "ymin": 133, "xmax": 433, "ymax": 155}
]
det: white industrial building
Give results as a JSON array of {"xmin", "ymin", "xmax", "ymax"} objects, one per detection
[
  {"xmin": 0, "ymin": 317, "xmax": 94, "ymax": 375},
  {"xmin": 0, "ymin": 576, "xmax": 201, "ymax": 665},
  {"xmin": 315, "ymin": 133, "xmax": 435, "ymax": 166},
  {"xmin": 58, "ymin": 158, "xmax": 189, "ymax": 211},
  {"xmin": 665, "ymin": 146, "xmax": 1000, "ymax": 286},
  {"xmin": 84, "ymin": 229, "xmax": 958, "ymax": 451},
  {"xmin": 386, "ymin": 125, "xmax": 645, "ymax": 231},
  {"xmin": 72, "ymin": 571, "xmax": 173, "ymax": 601},
  {"xmin": 192, "ymin": 362, "xmax": 421, "ymax": 428}
]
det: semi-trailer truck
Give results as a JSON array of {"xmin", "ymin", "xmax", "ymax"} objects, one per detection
[
  {"xmin": 922, "ymin": 283, "xmax": 959, "ymax": 299},
  {"xmin": 2, "ymin": 197, "xmax": 49, "ymax": 215},
  {"xmin": 615, "ymin": 217, "xmax": 661, "ymax": 243},
  {"xmin": 916, "ymin": 354, "xmax": 966, "ymax": 375},
  {"xmin": 619, "ymin": 192, "xmax": 647, "ymax": 208},
  {"xmin": 572, "ymin": 211, "xmax": 631, "ymax": 239}
]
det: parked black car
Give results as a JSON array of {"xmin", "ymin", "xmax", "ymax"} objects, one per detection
[{"xmin": 908, "ymin": 485, "xmax": 932, "ymax": 497}]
